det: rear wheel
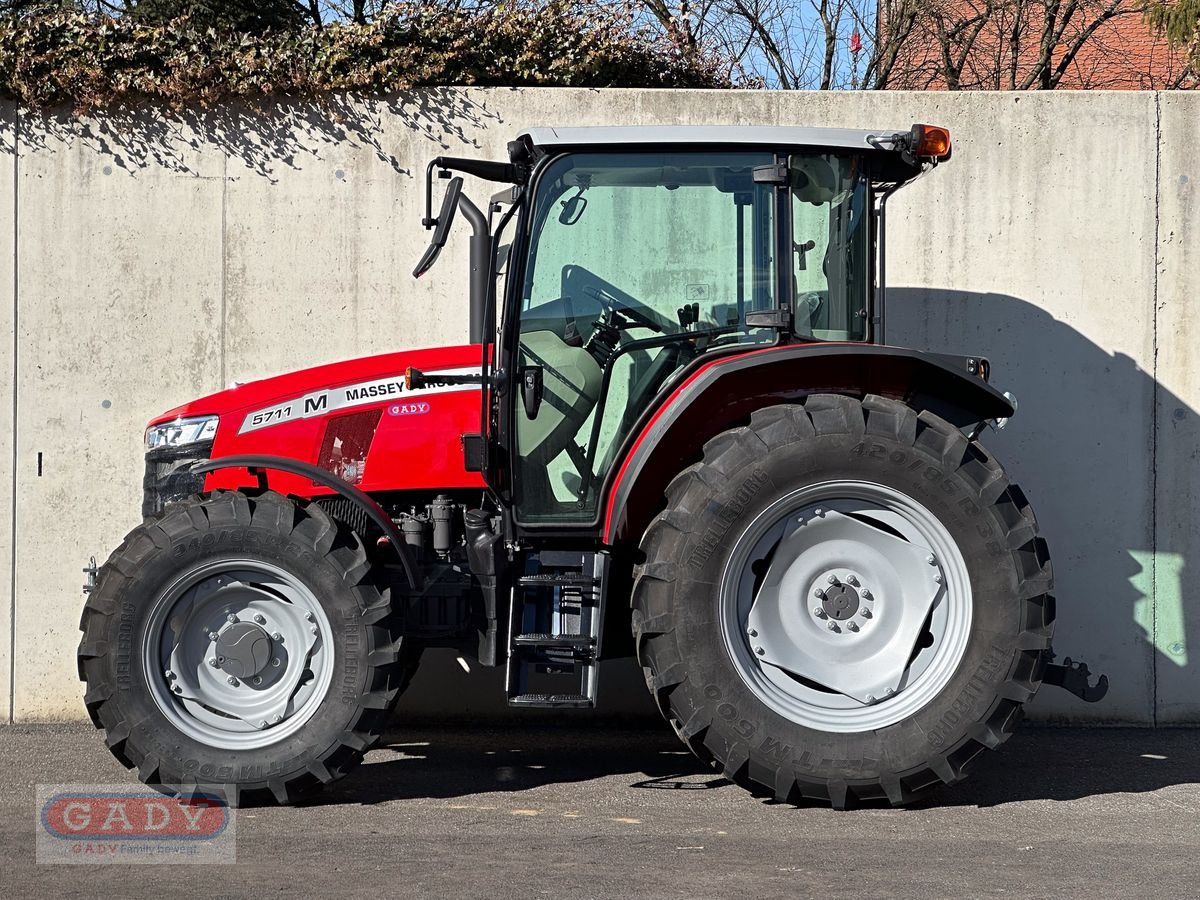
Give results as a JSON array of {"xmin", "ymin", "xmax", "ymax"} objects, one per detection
[
  {"xmin": 632, "ymin": 395, "xmax": 1054, "ymax": 807},
  {"xmin": 78, "ymin": 490, "xmax": 413, "ymax": 806}
]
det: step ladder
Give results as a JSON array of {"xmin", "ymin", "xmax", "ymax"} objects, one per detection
[{"xmin": 505, "ymin": 550, "xmax": 609, "ymax": 709}]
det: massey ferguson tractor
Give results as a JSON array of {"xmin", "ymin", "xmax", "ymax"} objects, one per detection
[{"xmin": 78, "ymin": 124, "xmax": 1106, "ymax": 808}]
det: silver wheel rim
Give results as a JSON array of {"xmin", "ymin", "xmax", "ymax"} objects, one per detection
[
  {"xmin": 720, "ymin": 480, "xmax": 972, "ymax": 733},
  {"xmin": 142, "ymin": 558, "xmax": 335, "ymax": 750}
]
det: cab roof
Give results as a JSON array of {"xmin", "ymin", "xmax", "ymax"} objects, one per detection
[
  {"xmin": 516, "ymin": 125, "xmax": 930, "ymax": 185},
  {"xmin": 518, "ymin": 125, "xmax": 906, "ymax": 153}
]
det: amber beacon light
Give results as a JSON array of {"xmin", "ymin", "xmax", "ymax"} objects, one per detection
[{"xmin": 909, "ymin": 124, "xmax": 952, "ymax": 159}]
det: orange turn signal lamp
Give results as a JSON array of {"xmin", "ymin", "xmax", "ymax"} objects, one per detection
[{"xmin": 908, "ymin": 124, "xmax": 952, "ymax": 160}]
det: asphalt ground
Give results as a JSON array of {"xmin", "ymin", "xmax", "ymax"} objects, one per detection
[{"xmin": 1, "ymin": 721, "xmax": 1197, "ymax": 898}]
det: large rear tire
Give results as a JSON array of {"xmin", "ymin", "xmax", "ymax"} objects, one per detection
[
  {"xmin": 631, "ymin": 395, "xmax": 1054, "ymax": 808},
  {"xmin": 78, "ymin": 490, "xmax": 414, "ymax": 806}
]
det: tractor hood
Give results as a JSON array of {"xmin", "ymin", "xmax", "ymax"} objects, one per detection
[
  {"xmin": 150, "ymin": 344, "xmax": 483, "ymax": 428},
  {"xmin": 148, "ymin": 344, "xmax": 487, "ymax": 498}
]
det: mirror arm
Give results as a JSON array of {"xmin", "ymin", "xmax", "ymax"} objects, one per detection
[{"xmin": 423, "ymin": 159, "xmax": 450, "ymax": 229}]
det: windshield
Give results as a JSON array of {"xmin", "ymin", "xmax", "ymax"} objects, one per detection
[{"xmin": 513, "ymin": 151, "xmax": 778, "ymax": 523}]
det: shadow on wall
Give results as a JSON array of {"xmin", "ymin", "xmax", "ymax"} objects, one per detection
[
  {"xmin": 10, "ymin": 89, "xmax": 504, "ymax": 181},
  {"xmin": 889, "ymin": 288, "xmax": 1186, "ymax": 722}
]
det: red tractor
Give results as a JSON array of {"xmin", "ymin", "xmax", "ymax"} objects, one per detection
[{"xmin": 79, "ymin": 124, "xmax": 1105, "ymax": 808}]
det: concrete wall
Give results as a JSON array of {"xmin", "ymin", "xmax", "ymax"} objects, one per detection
[{"xmin": 3, "ymin": 88, "xmax": 1197, "ymax": 724}]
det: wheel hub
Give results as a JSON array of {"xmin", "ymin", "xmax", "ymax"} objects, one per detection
[
  {"xmin": 723, "ymin": 482, "xmax": 974, "ymax": 733},
  {"xmin": 821, "ymin": 583, "xmax": 860, "ymax": 620},
  {"xmin": 144, "ymin": 560, "xmax": 333, "ymax": 750},
  {"xmin": 745, "ymin": 508, "xmax": 944, "ymax": 704},
  {"xmin": 214, "ymin": 622, "xmax": 273, "ymax": 678}
]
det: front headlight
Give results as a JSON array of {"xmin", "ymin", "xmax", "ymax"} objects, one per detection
[{"xmin": 145, "ymin": 415, "xmax": 219, "ymax": 451}]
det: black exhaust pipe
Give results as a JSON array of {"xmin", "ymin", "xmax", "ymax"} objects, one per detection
[{"xmin": 458, "ymin": 194, "xmax": 489, "ymax": 345}]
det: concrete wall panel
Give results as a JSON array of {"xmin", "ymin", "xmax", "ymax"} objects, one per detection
[
  {"xmin": 0, "ymin": 102, "xmax": 14, "ymax": 720},
  {"xmin": 883, "ymin": 92, "xmax": 1161, "ymax": 722},
  {"xmin": 12, "ymin": 114, "xmax": 224, "ymax": 719},
  {"xmin": 1154, "ymin": 93, "xmax": 1200, "ymax": 722},
  {"xmin": 1, "ymin": 89, "xmax": 1190, "ymax": 723}
]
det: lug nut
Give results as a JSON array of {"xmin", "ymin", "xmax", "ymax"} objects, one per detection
[
  {"xmin": 164, "ymin": 669, "xmax": 175, "ymax": 680},
  {"xmin": 865, "ymin": 694, "xmax": 877, "ymax": 705},
  {"xmin": 207, "ymin": 630, "xmax": 219, "ymax": 641},
  {"xmin": 813, "ymin": 588, "xmax": 826, "ymax": 599},
  {"xmin": 748, "ymin": 629, "xmax": 758, "ymax": 638},
  {"xmin": 271, "ymin": 714, "xmax": 283, "ymax": 724},
  {"xmin": 884, "ymin": 688, "xmax": 895, "ymax": 698},
  {"xmin": 310, "ymin": 626, "xmax": 319, "ymax": 636},
  {"xmin": 755, "ymin": 647, "xmax": 765, "ymax": 656},
  {"xmin": 261, "ymin": 720, "xmax": 270, "ymax": 728},
  {"xmin": 173, "ymin": 685, "xmax": 183, "ymax": 694},
  {"xmin": 926, "ymin": 554, "xmax": 936, "ymax": 565},
  {"xmin": 847, "ymin": 622, "xmax": 859, "ymax": 632},
  {"xmin": 227, "ymin": 676, "xmax": 239, "ymax": 687},
  {"xmin": 861, "ymin": 608, "xmax": 872, "ymax": 619},
  {"xmin": 814, "ymin": 507, "xmax": 824, "ymax": 516},
  {"xmin": 827, "ymin": 621, "xmax": 838, "ymax": 632},
  {"xmin": 304, "ymin": 611, "xmax": 315, "ymax": 623},
  {"xmin": 934, "ymin": 573, "xmax": 943, "ymax": 584},
  {"xmin": 272, "ymin": 632, "xmax": 283, "ymax": 641},
  {"xmin": 861, "ymin": 589, "xmax": 872, "ymax": 601},
  {"xmin": 253, "ymin": 613, "xmax": 266, "ymax": 625},
  {"xmin": 813, "ymin": 607, "xmax": 828, "ymax": 619},
  {"xmin": 208, "ymin": 657, "xmax": 219, "ymax": 668},
  {"xmin": 271, "ymin": 658, "xmax": 281, "ymax": 667},
  {"xmin": 226, "ymin": 613, "xmax": 237, "ymax": 624},
  {"xmin": 827, "ymin": 574, "xmax": 839, "ymax": 585},
  {"xmin": 252, "ymin": 676, "xmax": 263, "ymax": 686},
  {"xmin": 847, "ymin": 574, "xmax": 860, "ymax": 586}
]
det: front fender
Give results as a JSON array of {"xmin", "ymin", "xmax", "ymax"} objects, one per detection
[{"xmin": 602, "ymin": 343, "xmax": 1014, "ymax": 544}]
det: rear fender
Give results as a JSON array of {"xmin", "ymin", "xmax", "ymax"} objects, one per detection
[{"xmin": 603, "ymin": 343, "xmax": 1014, "ymax": 544}]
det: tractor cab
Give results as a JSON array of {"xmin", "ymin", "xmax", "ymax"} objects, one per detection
[{"xmin": 414, "ymin": 125, "xmax": 952, "ymax": 529}]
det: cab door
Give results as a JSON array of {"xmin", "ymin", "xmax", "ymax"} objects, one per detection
[{"xmin": 502, "ymin": 150, "xmax": 781, "ymax": 528}]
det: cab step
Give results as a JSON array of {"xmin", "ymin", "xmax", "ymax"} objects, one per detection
[
  {"xmin": 508, "ymin": 693, "xmax": 593, "ymax": 708},
  {"xmin": 513, "ymin": 633, "xmax": 595, "ymax": 650},
  {"xmin": 506, "ymin": 551, "xmax": 609, "ymax": 710},
  {"xmin": 517, "ymin": 573, "xmax": 599, "ymax": 587}
]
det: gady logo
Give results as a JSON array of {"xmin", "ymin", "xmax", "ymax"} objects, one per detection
[{"xmin": 36, "ymin": 785, "xmax": 235, "ymax": 864}]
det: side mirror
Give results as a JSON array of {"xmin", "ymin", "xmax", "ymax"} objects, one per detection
[
  {"xmin": 521, "ymin": 366, "xmax": 543, "ymax": 419},
  {"xmin": 412, "ymin": 176, "xmax": 464, "ymax": 278}
]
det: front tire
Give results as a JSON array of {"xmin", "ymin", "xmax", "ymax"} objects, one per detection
[
  {"xmin": 78, "ymin": 490, "xmax": 411, "ymax": 806},
  {"xmin": 632, "ymin": 395, "xmax": 1054, "ymax": 808}
]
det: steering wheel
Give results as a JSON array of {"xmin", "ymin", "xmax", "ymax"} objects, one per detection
[{"xmin": 583, "ymin": 285, "xmax": 674, "ymax": 334}]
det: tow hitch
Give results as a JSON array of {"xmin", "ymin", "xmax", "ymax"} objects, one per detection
[
  {"xmin": 1043, "ymin": 654, "xmax": 1109, "ymax": 703},
  {"xmin": 82, "ymin": 556, "xmax": 98, "ymax": 595}
]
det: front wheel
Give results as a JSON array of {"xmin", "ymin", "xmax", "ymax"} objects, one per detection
[
  {"xmin": 78, "ymin": 490, "xmax": 413, "ymax": 806},
  {"xmin": 632, "ymin": 395, "xmax": 1054, "ymax": 808}
]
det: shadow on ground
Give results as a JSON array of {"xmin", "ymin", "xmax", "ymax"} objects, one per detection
[{"xmin": 316, "ymin": 721, "xmax": 1200, "ymax": 810}]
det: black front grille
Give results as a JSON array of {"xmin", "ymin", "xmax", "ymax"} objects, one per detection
[{"xmin": 142, "ymin": 442, "xmax": 213, "ymax": 519}]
